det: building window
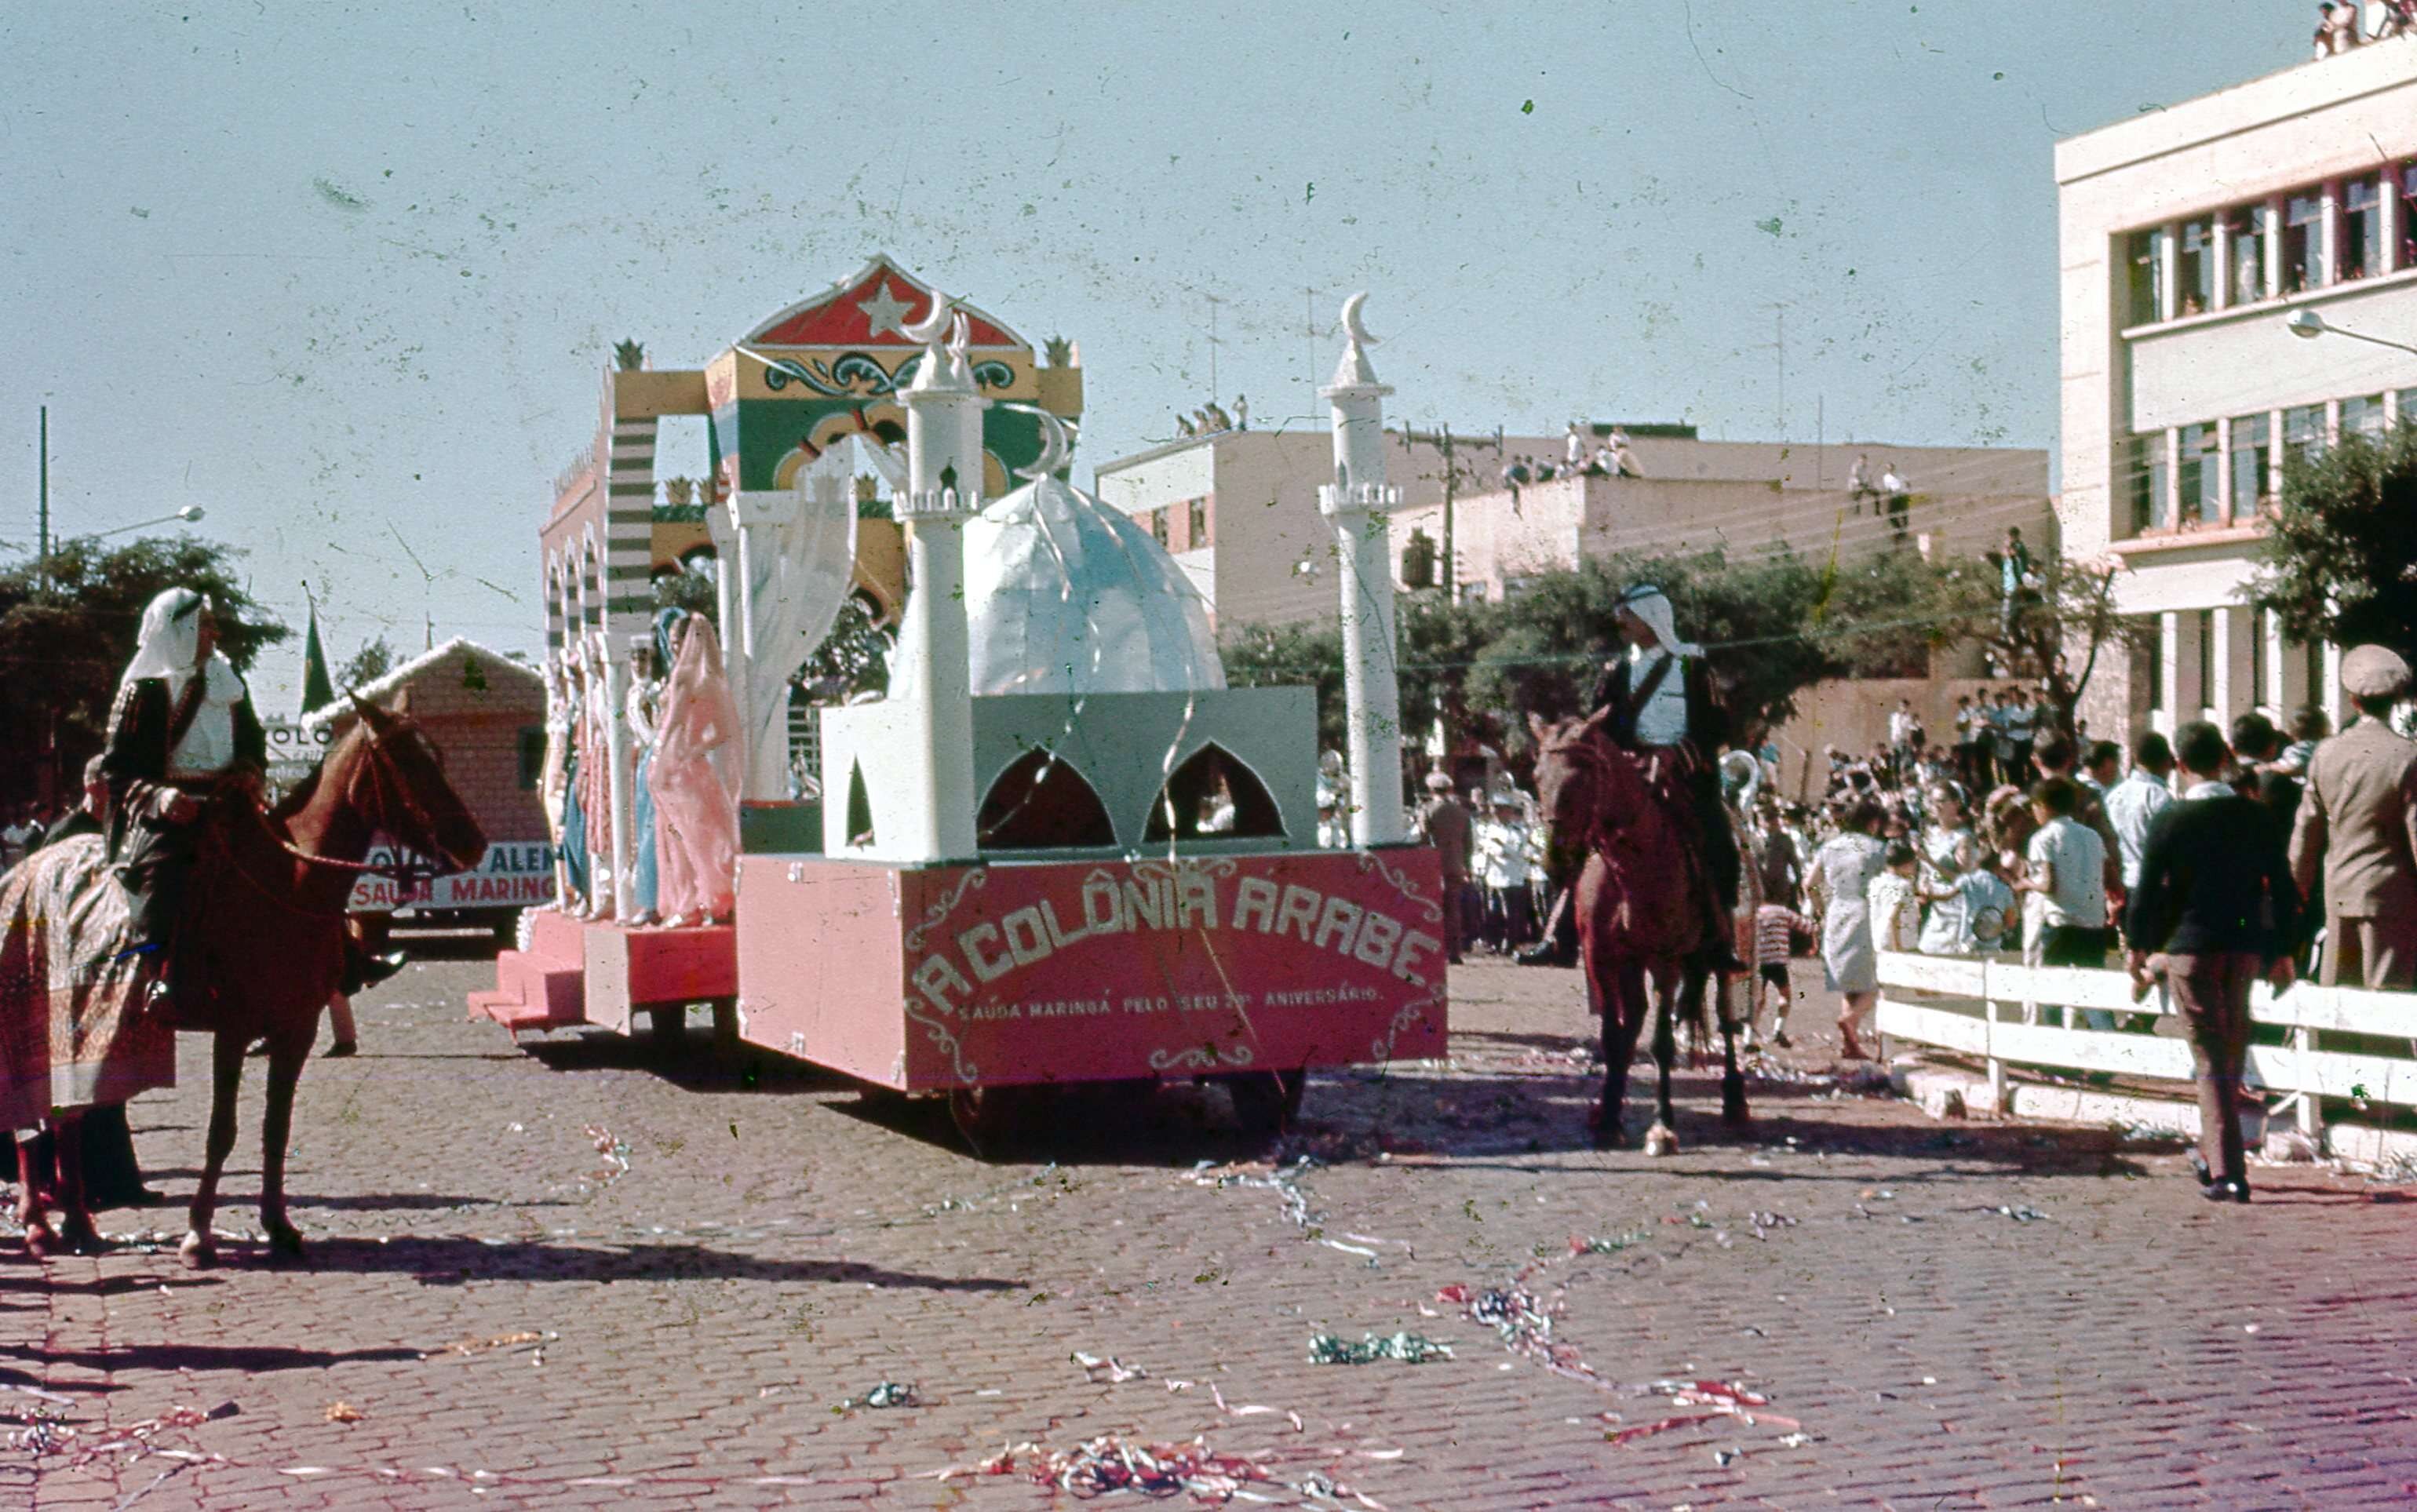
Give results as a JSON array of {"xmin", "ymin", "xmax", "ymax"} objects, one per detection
[
  {"xmin": 518, "ymin": 727, "xmax": 546, "ymax": 789},
  {"xmin": 2342, "ymin": 393, "xmax": 2388, "ymax": 443},
  {"xmin": 1150, "ymin": 508, "xmax": 1168, "ymax": 546},
  {"xmin": 2147, "ymin": 625, "xmax": 2166, "ymax": 715},
  {"xmin": 2197, "ymin": 610, "xmax": 2215, "ymax": 714},
  {"xmin": 2401, "ymin": 163, "xmax": 2417, "ymax": 272},
  {"xmin": 2342, "ymin": 177, "xmax": 2382, "ymax": 282},
  {"xmin": 2178, "ymin": 218, "xmax": 2214, "ymax": 315},
  {"xmin": 2229, "ymin": 414, "xmax": 2271, "ymax": 518},
  {"xmin": 1187, "ymin": 496, "xmax": 1209, "ymax": 548},
  {"xmin": 2306, "ymin": 641, "xmax": 2324, "ymax": 714},
  {"xmin": 2126, "ymin": 230, "xmax": 2162, "ymax": 326},
  {"xmin": 2180, "ymin": 424, "xmax": 2218, "ymax": 524},
  {"xmin": 2284, "ymin": 404, "xmax": 2326, "ymax": 472},
  {"xmin": 2131, "ymin": 432, "xmax": 2170, "ymax": 534},
  {"xmin": 2225, "ymin": 205, "xmax": 2269, "ymax": 304},
  {"xmin": 2400, "ymin": 388, "xmax": 2416, "ymax": 424},
  {"xmin": 2251, "ymin": 610, "xmax": 2269, "ymax": 709},
  {"xmin": 2284, "ymin": 193, "xmax": 2325, "ymax": 292}
]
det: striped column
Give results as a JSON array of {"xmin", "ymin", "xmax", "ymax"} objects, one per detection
[
  {"xmin": 544, "ymin": 556, "xmax": 565, "ymax": 654},
  {"xmin": 603, "ymin": 401, "xmax": 659, "ymax": 639}
]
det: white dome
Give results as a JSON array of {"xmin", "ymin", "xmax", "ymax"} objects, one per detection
[{"xmin": 891, "ymin": 472, "xmax": 1226, "ymax": 699}]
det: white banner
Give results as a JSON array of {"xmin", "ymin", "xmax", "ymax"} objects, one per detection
[{"xmin": 348, "ymin": 840, "xmax": 557, "ymax": 913}]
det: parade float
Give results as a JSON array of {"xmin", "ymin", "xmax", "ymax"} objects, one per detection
[{"xmin": 471, "ymin": 258, "xmax": 1444, "ymax": 1139}]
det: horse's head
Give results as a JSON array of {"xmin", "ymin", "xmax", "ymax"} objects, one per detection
[
  {"xmin": 1529, "ymin": 708, "xmax": 1638, "ymax": 867},
  {"xmin": 342, "ymin": 692, "xmax": 488, "ymax": 874}
]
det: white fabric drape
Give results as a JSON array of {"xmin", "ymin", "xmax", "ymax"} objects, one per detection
[{"xmin": 736, "ymin": 449, "xmax": 857, "ymax": 799}]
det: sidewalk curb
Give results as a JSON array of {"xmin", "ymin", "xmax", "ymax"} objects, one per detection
[{"xmin": 1888, "ymin": 1055, "xmax": 2417, "ymax": 1176}]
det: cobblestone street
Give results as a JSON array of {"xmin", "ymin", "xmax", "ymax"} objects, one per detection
[{"xmin": 8, "ymin": 949, "xmax": 2415, "ymax": 1508}]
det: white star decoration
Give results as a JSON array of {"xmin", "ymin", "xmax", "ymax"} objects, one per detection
[{"xmin": 855, "ymin": 280, "xmax": 915, "ymax": 339}]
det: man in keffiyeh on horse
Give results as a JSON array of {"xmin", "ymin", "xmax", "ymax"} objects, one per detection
[
  {"xmin": 1521, "ymin": 583, "xmax": 1744, "ymax": 968},
  {"xmin": 101, "ymin": 588, "xmax": 269, "ymax": 1012},
  {"xmin": 1587, "ymin": 584, "xmax": 1744, "ymax": 971},
  {"xmin": 102, "ymin": 588, "xmax": 406, "ymax": 1020}
]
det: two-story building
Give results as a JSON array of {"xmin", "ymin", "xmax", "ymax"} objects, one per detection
[{"xmin": 2058, "ymin": 40, "xmax": 2417, "ymax": 741}]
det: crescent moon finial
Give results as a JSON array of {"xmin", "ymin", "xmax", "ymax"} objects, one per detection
[
  {"xmin": 1015, "ymin": 408, "xmax": 1073, "ymax": 481},
  {"xmin": 902, "ymin": 290, "xmax": 956, "ymax": 347},
  {"xmin": 1340, "ymin": 291, "xmax": 1379, "ymax": 348}
]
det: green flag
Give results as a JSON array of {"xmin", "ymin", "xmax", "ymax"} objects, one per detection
[{"xmin": 300, "ymin": 603, "xmax": 335, "ymax": 717}]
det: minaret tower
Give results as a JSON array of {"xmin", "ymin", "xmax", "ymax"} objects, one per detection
[
  {"xmin": 1318, "ymin": 293, "xmax": 1408, "ymax": 847},
  {"xmin": 893, "ymin": 298, "xmax": 986, "ymax": 861}
]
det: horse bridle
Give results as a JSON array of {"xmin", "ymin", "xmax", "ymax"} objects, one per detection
[{"xmin": 247, "ymin": 715, "xmax": 455, "ymax": 889}]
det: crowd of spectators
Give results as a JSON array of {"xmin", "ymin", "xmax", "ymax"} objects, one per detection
[{"xmin": 1739, "ymin": 669, "xmax": 2412, "ymax": 1071}]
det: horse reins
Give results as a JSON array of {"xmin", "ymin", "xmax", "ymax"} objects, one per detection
[{"xmin": 209, "ymin": 718, "xmax": 452, "ymax": 913}]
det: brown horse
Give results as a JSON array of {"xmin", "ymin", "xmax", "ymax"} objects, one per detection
[
  {"xmin": 7, "ymin": 697, "xmax": 483, "ymax": 1266},
  {"xmin": 1531, "ymin": 711, "xmax": 1748, "ymax": 1153}
]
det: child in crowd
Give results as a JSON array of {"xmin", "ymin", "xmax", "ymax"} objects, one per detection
[
  {"xmin": 1750, "ymin": 898, "xmax": 1815, "ymax": 1050},
  {"xmin": 1868, "ymin": 840, "xmax": 1923, "ymax": 954},
  {"xmin": 1917, "ymin": 837, "xmax": 2016, "ymax": 957}
]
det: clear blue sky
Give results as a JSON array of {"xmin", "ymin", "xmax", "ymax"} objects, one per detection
[{"xmin": 2, "ymin": 2, "xmax": 2307, "ymax": 712}]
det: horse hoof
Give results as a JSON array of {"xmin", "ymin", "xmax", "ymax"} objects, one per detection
[
  {"xmin": 1644, "ymin": 1124, "xmax": 1679, "ymax": 1157},
  {"xmin": 23, "ymin": 1224, "xmax": 59, "ymax": 1262},
  {"xmin": 179, "ymin": 1233, "xmax": 217, "ymax": 1270},
  {"xmin": 1588, "ymin": 1109, "xmax": 1628, "ymax": 1149},
  {"xmin": 60, "ymin": 1219, "xmax": 104, "ymax": 1256},
  {"xmin": 264, "ymin": 1225, "xmax": 307, "ymax": 1262}
]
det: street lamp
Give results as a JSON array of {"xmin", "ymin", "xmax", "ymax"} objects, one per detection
[
  {"xmin": 2284, "ymin": 308, "xmax": 2417, "ymax": 356},
  {"xmin": 89, "ymin": 504, "xmax": 206, "ymax": 541}
]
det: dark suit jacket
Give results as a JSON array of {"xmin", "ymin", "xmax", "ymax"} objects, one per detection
[
  {"xmin": 2127, "ymin": 791, "xmax": 2300, "ymax": 958},
  {"xmin": 2289, "ymin": 717, "xmax": 2417, "ymax": 918},
  {"xmin": 99, "ymin": 674, "xmax": 266, "ymax": 858}
]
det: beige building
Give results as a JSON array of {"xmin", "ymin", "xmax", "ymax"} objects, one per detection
[
  {"xmin": 2056, "ymin": 40, "xmax": 2417, "ymax": 741},
  {"xmin": 1386, "ymin": 439, "xmax": 2047, "ymax": 604},
  {"xmin": 1095, "ymin": 428, "xmax": 1558, "ymax": 628},
  {"xmin": 1096, "ymin": 427, "xmax": 2046, "ymax": 628}
]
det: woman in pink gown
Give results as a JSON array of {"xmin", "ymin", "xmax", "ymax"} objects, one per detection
[{"xmin": 649, "ymin": 616, "xmax": 742, "ymax": 926}]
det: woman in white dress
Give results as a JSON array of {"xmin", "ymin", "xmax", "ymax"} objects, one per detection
[{"xmin": 1806, "ymin": 800, "xmax": 1890, "ymax": 1060}]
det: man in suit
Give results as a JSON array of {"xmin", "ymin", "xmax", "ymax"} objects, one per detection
[
  {"xmin": 2127, "ymin": 720, "xmax": 2299, "ymax": 1204},
  {"xmin": 1415, "ymin": 771, "xmax": 1475, "ymax": 965},
  {"xmin": 2288, "ymin": 645, "xmax": 2417, "ymax": 989}
]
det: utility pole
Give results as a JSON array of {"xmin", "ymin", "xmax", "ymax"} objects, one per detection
[
  {"xmin": 1394, "ymin": 422, "xmax": 1503, "ymax": 601},
  {"xmin": 1204, "ymin": 292, "xmax": 1220, "ymax": 402},
  {"xmin": 36, "ymin": 405, "xmax": 48, "ymax": 590}
]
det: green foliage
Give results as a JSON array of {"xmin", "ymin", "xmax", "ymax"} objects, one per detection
[
  {"xmin": 651, "ymin": 564, "xmax": 720, "ymax": 626},
  {"xmin": 1223, "ymin": 616, "xmax": 1348, "ymax": 752},
  {"xmin": 336, "ymin": 634, "xmax": 397, "ymax": 690},
  {"xmin": 799, "ymin": 595, "xmax": 892, "ymax": 702},
  {"xmin": 1465, "ymin": 552, "xmax": 1839, "ymax": 749},
  {"xmin": 2255, "ymin": 420, "xmax": 2417, "ymax": 655},
  {"xmin": 0, "ymin": 535, "xmax": 291, "ymax": 803},
  {"xmin": 1224, "ymin": 545, "xmax": 1941, "ymax": 760}
]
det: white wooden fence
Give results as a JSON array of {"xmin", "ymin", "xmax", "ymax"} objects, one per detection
[{"xmin": 1875, "ymin": 950, "xmax": 2417, "ymax": 1142}]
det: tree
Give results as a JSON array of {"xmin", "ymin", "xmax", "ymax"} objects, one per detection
[
  {"xmin": 797, "ymin": 594, "xmax": 894, "ymax": 704},
  {"xmin": 336, "ymin": 634, "xmax": 397, "ymax": 690},
  {"xmin": 1934, "ymin": 538, "xmax": 2143, "ymax": 736},
  {"xmin": 651, "ymin": 563, "xmax": 719, "ymax": 626},
  {"xmin": 0, "ymin": 536, "xmax": 291, "ymax": 805},
  {"xmin": 2253, "ymin": 419, "xmax": 2417, "ymax": 657},
  {"xmin": 1223, "ymin": 616, "xmax": 1349, "ymax": 753},
  {"xmin": 1467, "ymin": 551, "xmax": 1839, "ymax": 752}
]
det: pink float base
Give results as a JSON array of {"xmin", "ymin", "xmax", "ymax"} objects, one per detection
[
  {"xmin": 734, "ymin": 849, "xmax": 1449, "ymax": 1092},
  {"xmin": 470, "ymin": 910, "xmax": 735, "ymax": 1036}
]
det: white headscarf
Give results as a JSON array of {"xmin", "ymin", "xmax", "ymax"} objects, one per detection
[
  {"xmin": 122, "ymin": 588, "xmax": 209, "ymax": 685},
  {"xmin": 122, "ymin": 587, "xmax": 249, "ymax": 772},
  {"xmin": 1616, "ymin": 585, "xmax": 1702, "ymax": 658}
]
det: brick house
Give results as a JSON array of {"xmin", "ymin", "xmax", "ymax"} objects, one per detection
[{"xmin": 304, "ymin": 638, "xmax": 553, "ymax": 927}]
